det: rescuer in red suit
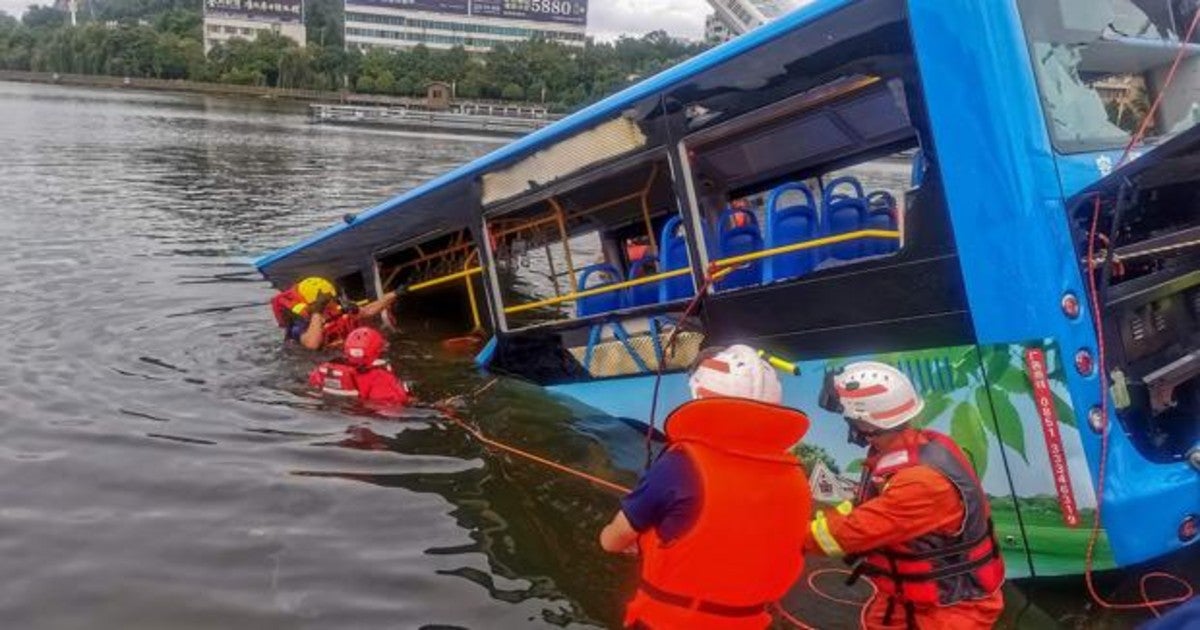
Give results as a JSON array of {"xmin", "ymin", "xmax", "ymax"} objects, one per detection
[
  {"xmin": 270, "ymin": 276, "xmax": 406, "ymax": 350},
  {"xmin": 599, "ymin": 345, "xmax": 812, "ymax": 630},
  {"xmin": 810, "ymin": 361, "xmax": 1005, "ymax": 630},
  {"xmin": 309, "ymin": 327, "xmax": 410, "ymax": 407}
]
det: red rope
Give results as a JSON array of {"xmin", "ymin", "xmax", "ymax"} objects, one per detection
[
  {"xmin": 1080, "ymin": 9, "xmax": 1200, "ymax": 614},
  {"xmin": 643, "ymin": 265, "xmax": 727, "ymax": 469},
  {"xmin": 1082, "ymin": 198, "xmax": 1195, "ymax": 613},
  {"xmin": 775, "ymin": 568, "xmax": 875, "ymax": 629},
  {"xmin": 434, "ymin": 403, "xmax": 632, "ymax": 494},
  {"xmin": 1120, "ymin": 9, "xmax": 1200, "ymax": 165}
]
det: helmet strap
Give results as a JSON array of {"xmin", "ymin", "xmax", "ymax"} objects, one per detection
[{"xmin": 845, "ymin": 417, "xmax": 907, "ymax": 448}]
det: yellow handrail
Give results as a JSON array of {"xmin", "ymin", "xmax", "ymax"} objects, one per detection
[
  {"xmin": 504, "ymin": 268, "xmax": 692, "ymax": 315},
  {"xmin": 408, "ymin": 266, "xmax": 482, "ymax": 292},
  {"xmin": 463, "ymin": 251, "xmax": 483, "ymax": 331},
  {"xmin": 500, "ymin": 229, "xmax": 901, "ymax": 315},
  {"xmin": 548, "ymin": 198, "xmax": 579, "ymax": 292},
  {"xmin": 711, "ymin": 229, "xmax": 900, "ymax": 269}
]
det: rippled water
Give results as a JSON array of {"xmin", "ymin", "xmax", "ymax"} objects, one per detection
[{"xmin": 0, "ymin": 81, "xmax": 1192, "ymax": 630}]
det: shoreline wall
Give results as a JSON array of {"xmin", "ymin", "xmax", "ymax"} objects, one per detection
[{"xmin": 0, "ymin": 70, "xmax": 553, "ymax": 111}]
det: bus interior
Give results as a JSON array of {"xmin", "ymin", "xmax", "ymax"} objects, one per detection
[
  {"xmin": 1073, "ymin": 134, "xmax": 1200, "ymax": 463},
  {"xmin": 482, "ymin": 152, "xmax": 707, "ymax": 380},
  {"xmin": 375, "ymin": 227, "xmax": 487, "ymax": 337}
]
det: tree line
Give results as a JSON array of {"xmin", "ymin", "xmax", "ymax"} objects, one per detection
[{"xmin": 0, "ymin": 0, "xmax": 709, "ymax": 110}]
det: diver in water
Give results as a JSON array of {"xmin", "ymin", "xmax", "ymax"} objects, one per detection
[
  {"xmin": 270, "ymin": 276, "xmax": 406, "ymax": 350},
  {"xmin": 810, "ymin": 361, "xmax": 1005, "ymax": 630},
  {"xmin": 599, "ymin": 345, "xmax": 812, "ymax": 630},
  {"xmin": 309, "ymin": 327, "xmax": 410, "ymax": 407}
]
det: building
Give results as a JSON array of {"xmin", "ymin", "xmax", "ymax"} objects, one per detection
[
  {"xmin": 704, "ymin": 12, "xmax": 732, "ymax": 44},
  {"xmin": 706, "ymin": 0, "xmax": 807, "ymax": 37},
  {"xmin": 343, "ymin": 0, "xmax": 587, "ymax": 53},
  {"xmin": 203, "ymin": 0, "xmax": 307, "ymax": 52},
  {"xmin": 809, "ymin": 461, "xmax": 858, "ymax": 505}
]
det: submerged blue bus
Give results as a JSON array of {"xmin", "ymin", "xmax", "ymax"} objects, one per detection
[{"xmin": 256, "ymin": 0, "xmax": 1200, "ymax": 579}]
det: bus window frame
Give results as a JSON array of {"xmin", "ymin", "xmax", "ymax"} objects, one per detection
[
  {"xmin": 1014, "ymin": 0, "xmax": 1200, "ymax": 154},
  {"xmin": 675, "ymin": 77, "xmax": 915, "ymax": 294},
  {"xmin": 371, "ymin": 226, "xmax": 484, "ymax": 329},
  {"xmin": 479, "ymin": 149, "xmax": 698, "ymax": 333}
]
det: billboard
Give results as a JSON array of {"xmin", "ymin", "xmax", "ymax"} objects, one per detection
[
  {"xmin": 343, "ymin": 0, "xmax": 469, "ymax": 14},
  {"xmin": 470, "ymin": 0, "xmax": 587, "ymax": 25},
  {"xmin": 205, "ymin": 0, "xmax": 303, "ymax": 22}
]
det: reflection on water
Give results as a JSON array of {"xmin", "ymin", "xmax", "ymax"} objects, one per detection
[{"xmin": 0, "ymin": 80, "xmax": 1191, "ymax": 630}]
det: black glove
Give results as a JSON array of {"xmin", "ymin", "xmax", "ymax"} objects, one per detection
[
  {"xmin": 392, "ymin": 285, "xmax": 409, "ymax": 299},
  {"xmin": 338, "ymin": 295, "xmax": 360, "ymax": 315},
  {"xmin": 309, "ymin": 291, "xmax": 334, "ymax": 315}
]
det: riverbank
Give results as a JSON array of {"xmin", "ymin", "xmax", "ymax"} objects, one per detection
[{"xmin": 0, "ymin": 69, "xmax": 550, "ymax": 111}]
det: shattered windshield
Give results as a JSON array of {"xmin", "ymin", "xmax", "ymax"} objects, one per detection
[{"xmin": 1018, "ymin": 0, "xmax": 1200, "ymax": 153}]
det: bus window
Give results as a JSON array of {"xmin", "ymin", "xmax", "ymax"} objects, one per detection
[
  {"xmin": 1018, "ymin": 0, "xmax": 1200, "ymax": 152},
  {"xmin": 484, "ymin": 157, "xmax": 689, "ymax": 331},
  {"xmin": 680, "ymin": 76, "xmax": 913, "ymax": 292},
  {"xmin": 374, "ymin": 228, "xmax": 486, "ymax": 335}
]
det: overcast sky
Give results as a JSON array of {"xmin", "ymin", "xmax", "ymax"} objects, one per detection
[{"xmin": 0, "ymin": 0, "xmax": 713, "ymax": 41}]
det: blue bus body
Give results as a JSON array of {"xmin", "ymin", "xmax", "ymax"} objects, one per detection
[{"xmin": 257, "ymin": 0, "xmax": 1200, "ymax": 577}]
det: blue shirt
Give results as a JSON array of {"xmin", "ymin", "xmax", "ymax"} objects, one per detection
[
  {"xmin": 620, "ymin": 449, "xmax": 702, "ymax": 543},
  {"xmin": 285, "ymin": 318, "xmax": 308, "ymax": 341}
]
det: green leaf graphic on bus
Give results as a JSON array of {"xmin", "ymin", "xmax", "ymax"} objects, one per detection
[{"xmin": 951, "ymin": 402, "xmax": 989, "ymax": 477}]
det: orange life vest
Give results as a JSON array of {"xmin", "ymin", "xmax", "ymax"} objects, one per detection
[
  {"xmin": 625, "ymin": 398, "xmax": 812, "ymax": 630},
  {"xmin": 855, "ymin": 430, "xmax": 1004, "ymax": 610}
]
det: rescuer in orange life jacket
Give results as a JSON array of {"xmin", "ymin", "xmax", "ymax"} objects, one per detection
[
  {"xmin": 599, "ymin": 344, "xmax": 813, "ymax": 630},
  {"xmin": 810, "ymin": 361, "xmax": 1005, "ymax": 630},
  {"xmin": 270, "ymin": 276, "xmax": 407, "ymax": 350},
  {"xmin": 309, "ymin": 327, "xmax": 411, "ymax": 407}
]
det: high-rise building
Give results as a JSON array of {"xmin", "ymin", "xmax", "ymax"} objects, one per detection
[
  {"xmin": 343, "ymin": 0, "xmax": 588, "ymax": 53},
  {"xmin": 203, "ymin": 0, "xmax": 306, "ymax": 52},
  {"xmin": 704, "ymin": 12, "xmax": 732, "ymax": 43},
  {"xmin": 706, "ymin": 0, "xmax": 807, "ymax": 36}
]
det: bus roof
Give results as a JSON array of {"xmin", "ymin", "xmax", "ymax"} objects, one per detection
[{"xmin": 252, "ymin": 0, "xmax": 858, "ymax": 280}]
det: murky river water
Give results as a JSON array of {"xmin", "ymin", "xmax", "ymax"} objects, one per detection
[{"xmin": 0, "ymin": 81, "xmax": 1193, "ymax": 629}]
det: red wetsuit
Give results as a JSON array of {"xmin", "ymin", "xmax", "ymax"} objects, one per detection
[{"xmin": 309, "ymin": 360, "xmax": 410, "ymax": 406}]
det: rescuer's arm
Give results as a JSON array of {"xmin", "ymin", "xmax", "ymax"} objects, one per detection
[
  {"xmin": 810, "ymin": 466, "xmax": 962, "ymax": 557},
  {"xmin": 600, "ymin": 511, "xmax": 639, "ymax": 553},
  {"xmin": 299, "ymin": 312, "xmax": 326, "ymax": 350},
  {"xmin": 298, "ymin": 292, "xmax": 336, "ymax": 349},
  {"xmin": 359, "ymin": 286, "xmax": 406, "ymax": 319}
]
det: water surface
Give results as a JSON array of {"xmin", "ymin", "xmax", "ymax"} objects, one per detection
[{"xmin": 0, "ymin": 80, "xmax": 1192, "ymax": 630}]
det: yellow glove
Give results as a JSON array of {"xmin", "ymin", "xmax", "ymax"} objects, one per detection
[{"xmin": 809, "ymin": 509, "xmax": 846, "ymax": 558}]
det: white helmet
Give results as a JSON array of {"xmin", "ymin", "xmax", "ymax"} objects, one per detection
[
  {"xmin": 689, "ymin": 344, "xmax": 783, "ymax": 405},
  {"xmin": 828, "ymin": 361, "xmax": 924, "ymax": 430}
]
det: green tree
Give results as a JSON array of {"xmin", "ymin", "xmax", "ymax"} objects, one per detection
[
  {"xmin": 373, "ymin": 69, "xmax": 396, "ymax": 94},
  {"xmin": 392, "ymin": 74, "xmax": 415, "ymax": 96},
  {"xmin": 794, "ymin": 443, "xmax": 840, "ymax": 476},
  {"xmin": 22, "ymin": 5, "xmax": 66, "ymax": 30},
  {"xmin": 305, "ymin": 0, "xmax": 343, "ymax": 48},
  {"xmin": 500, "ymin": 82, "xmax": 524, "ymax": 101}
]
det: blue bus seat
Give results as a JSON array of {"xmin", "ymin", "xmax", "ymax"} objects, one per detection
[
  {"xmin": 764, "ymin": 182, "xmax": 820, "ymax": 283},
  {"xmin": 625, "ymin": 255, "xmax": 660, "ymax": 307},
  {"xmin": 576, "ymin": 263, "xmax": 624, "ymax": 317},
  {"xmin": 716, "ymin": 208, "xmax": 763, "ymax": 290},
  {"xmin": 822, "ymin": 176, "xmax": 868, "ymax": 261},
  {"xmin": 866, "ymin": 191, "xmax": 899, "ymax": 255},
  {"xmin": 658, "ymin": 216, "xmax": 695, "ymax": 302}
]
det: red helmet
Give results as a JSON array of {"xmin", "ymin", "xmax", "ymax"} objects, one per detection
[{"xmin": 343, "ymin": 327, "xmax": 387, "ymax": 366}]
